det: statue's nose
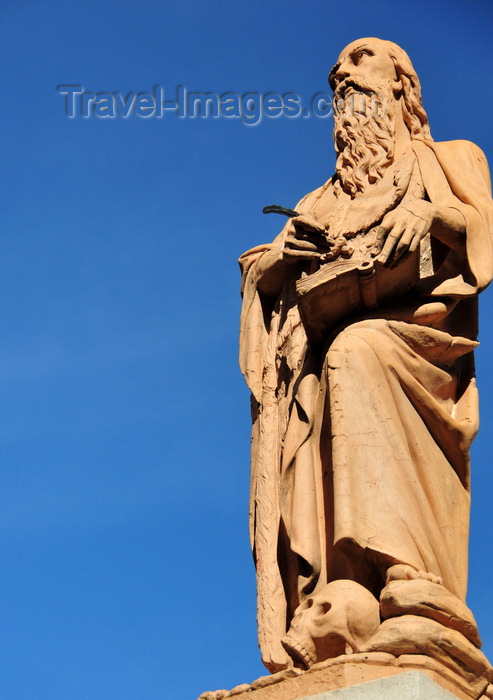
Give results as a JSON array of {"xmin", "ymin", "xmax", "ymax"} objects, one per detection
[{"xmin": 330, "ymin": 63, "xmax": 351, "ymax": 90}]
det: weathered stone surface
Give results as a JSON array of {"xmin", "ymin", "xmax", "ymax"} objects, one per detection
[
  {"xmin": 394, "ymin": 655, "xmax": 489, "ymax": 698},
  {"xmin": 361, "ymin": 615, "xmax": 493, "ymax": 685},
  {"xmin": 380, "ymin": 579, "xmax": 481, "ymax": 647},
  {"xmin": 198, "ymin": 653, "xmax": 488, "ymax": 700},
  {"xmin": 249, "ymin": 668, "xmax": 303, "ymax": 689},
  {"xmin": 302, "ymin": 671, "xmax": 458, "ymax": 699},
  {"xmin": 228, "ymin": 683, "xmax": 251, "ymax": 696}
]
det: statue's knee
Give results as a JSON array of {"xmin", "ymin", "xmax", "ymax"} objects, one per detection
[{"xmin": 328, "ymin": 320, "xmax": 386, "ymax": 358}]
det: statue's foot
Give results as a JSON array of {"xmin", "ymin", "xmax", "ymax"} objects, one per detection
[
  {"xmin": 380, "ymin": 577, "xmax": 481, "ymax": 648},
  {"xmin": 361, "ymin": 614, "xmax": 493, "ymax": 685},
  {"xmin": 386, "ymin": 563, "xmax": 442, "ymax": 586}
]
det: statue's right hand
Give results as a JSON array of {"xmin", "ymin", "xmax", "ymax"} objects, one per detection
[{"xmin": 282, "ymin": 214, "xmax": 329, "ymax": 263}]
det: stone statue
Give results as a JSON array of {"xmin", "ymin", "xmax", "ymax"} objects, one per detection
[{"xmin": 239, "ymin": 38, "xmax": 493, "ymax": 689}]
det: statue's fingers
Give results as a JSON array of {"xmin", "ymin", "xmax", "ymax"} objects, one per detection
[
  {"xmin": 292, "ymin": 215, "xmax": 325, "ymax": 234},
  {"xmin": 377, "ymin": 223, "xmax": 405, "ymax": 264},
  {"xmin": 371, "ymin": 224, "xmax": 390, "ymax": 255},
  {"xmin": 285, "ymin": 236, "xmax": 320, "ymax": 252},
  {"xmin": 393, "ymin": 229, "xmax": 414, "ymax": 263},
  {"xmin": 282, "ymin": 249, "xmax": 321, "ymax": 262},
  {"xmin": 408, "ymin": 231, "xmax": 424, "ymax": 253},
  {"xmin": 296, "ymin": 232, "xmax": 332, "ymax": 250},
  {"xmin": 283, "ymin": 220, "xmax": 296, "ymax": 240}
]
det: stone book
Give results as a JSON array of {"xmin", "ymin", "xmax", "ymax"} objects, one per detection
[{"xmin": 296, "ymin": 251, "xmax": 419, "ymax": 342}]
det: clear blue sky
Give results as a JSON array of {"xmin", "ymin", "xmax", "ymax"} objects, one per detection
[{"xmin": 0, "ymin": 1, "xmax": 492, "ymax": 698}]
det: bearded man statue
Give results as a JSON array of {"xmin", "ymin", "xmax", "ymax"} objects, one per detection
[{"xmin": 239, "ymin": 38, "xmax": 493, "ymax": 682}]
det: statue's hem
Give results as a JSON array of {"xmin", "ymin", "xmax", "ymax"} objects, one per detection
[{"xmin": 198, "ymin": 652, "xmax": 493, "ymax": 700}]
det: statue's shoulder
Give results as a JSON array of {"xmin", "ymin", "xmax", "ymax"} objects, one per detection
[
  {"xmin": 296, "ymin": 179, "xmax": 333, "ymax": 212},
  {"xmin": 420, "ymin": 139, "xmax": 491, "ymax": 193},
  {"xmin": 430, "ymin": 139, "xmax": 489, "ymax": 168}
]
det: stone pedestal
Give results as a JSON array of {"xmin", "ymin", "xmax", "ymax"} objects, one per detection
[
  {"xmin": 198, "ymin": 652, "xmax": 493, "ymax": 700},
  {"xmin": 302, "ymin": 671, "xmax": 458, "ymax": 698}
]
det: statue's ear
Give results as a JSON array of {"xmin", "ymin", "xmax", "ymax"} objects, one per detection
[
  {"xmin": 390, "ymin": 59, "xmax": 403, "ymax": 96},
  {"xmin": 392, "ymin": 76, "xmax": 403, "ymax": 99}
]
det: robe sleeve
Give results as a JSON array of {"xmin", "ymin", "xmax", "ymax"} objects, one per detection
[
  {"xmin": 238, "ymin": 187, "xmax": 324, "ymax": 400},
  {"xmin": 238, "ymin": 242, "xmax": 276, "ymax": 403},
  {"xmin": 413, "ymin": 139, "xmax": 493, "ymax": 297}
]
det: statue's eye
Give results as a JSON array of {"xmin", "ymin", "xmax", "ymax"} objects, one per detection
[{"xmin": 353, "ymin": 49, "xmax": 373, "ymax": 65}]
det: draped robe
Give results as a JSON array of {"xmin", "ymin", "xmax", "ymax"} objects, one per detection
[{"xmin": 239, "ymin": 139, "xmax": 493, "ymax": 671}]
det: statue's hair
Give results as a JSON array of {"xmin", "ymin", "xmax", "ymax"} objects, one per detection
[{"xmin": 382, "ymin": 40, "xmax": 432, "ymax": 141}]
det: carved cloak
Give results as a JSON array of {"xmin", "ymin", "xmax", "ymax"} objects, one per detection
[{"xmin": 239, "ymin": 139, "xmax": 493, "ymax": 671}]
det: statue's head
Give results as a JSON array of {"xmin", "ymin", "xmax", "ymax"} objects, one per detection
[
  {"xmin": 328, "ymin": 38, "xmax": 431, "ymax": 197},
  {"xmin": 329, "ymin": 37, "xmax": 431, "ymax": 141}
]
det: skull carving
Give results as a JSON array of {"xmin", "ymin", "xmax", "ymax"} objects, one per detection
[{"xmin": 281, "ymin": 579, "xmax": 381, "ymax": 668}]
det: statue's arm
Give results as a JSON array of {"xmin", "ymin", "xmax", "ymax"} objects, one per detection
[
  {"xmin": 255, "ymin": 246, "xmax": 290, "ymax": 297},
  {"xmin": 428, "ymin": 204, "xmax": 466, "ymax": 251}
]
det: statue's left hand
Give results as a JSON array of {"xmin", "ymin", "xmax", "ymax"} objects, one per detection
[{"xmin": 373, "ymin": 201, "xmax": 436, "ymax": 266}]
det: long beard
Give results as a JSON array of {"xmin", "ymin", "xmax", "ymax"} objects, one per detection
[{"xmin": 333, "ymin": 82, "xmax": 396, "ymax": 198}]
